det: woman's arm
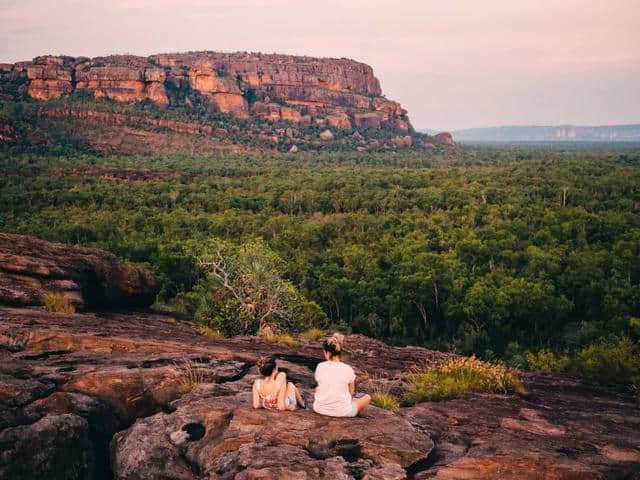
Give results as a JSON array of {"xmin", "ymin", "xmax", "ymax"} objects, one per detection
[
  {"xmin": 348, "ymin": 380, "xmax": 355, "ymax": 396},
  {"xmin": 252, "ymin": 381, "xmax": 261, "ymax": 409}
]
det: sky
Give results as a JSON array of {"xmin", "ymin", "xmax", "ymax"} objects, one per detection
[{"xmin": 1, "ymin": 0, "xmax": 639, "ymax": 130}]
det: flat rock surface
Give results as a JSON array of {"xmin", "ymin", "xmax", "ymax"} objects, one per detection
[{"xmin": 0, "ymin": 306, "xmax": 638, "ymax": 479}]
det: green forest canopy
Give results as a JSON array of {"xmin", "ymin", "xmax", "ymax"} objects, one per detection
[{"xmin": 1, "ymin": 143, "xmax": 639, "ymax": 375}]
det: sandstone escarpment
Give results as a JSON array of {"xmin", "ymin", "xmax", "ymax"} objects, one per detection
[{"xmin": 1, "ymin": 51, "xmax": 412, "ymax": 132}]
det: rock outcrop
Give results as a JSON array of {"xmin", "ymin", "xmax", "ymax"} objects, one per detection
[
  {"xmin": 0, "ymin": 233, "xmax": 159, "ymax": 309},
  {"xmin": 1, "ymin": 52, "xmax": 412, "ymax": 132},
  {"xmin": 0, "ymin": 304, "xmax": 638, "ymax": 480}
]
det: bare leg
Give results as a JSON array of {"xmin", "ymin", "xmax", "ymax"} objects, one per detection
[
  {"xmin": 293, "ymin": 383, "xmax": 305, "ymax": 408},
  {"xmin": 354, "ymin": 394, "xmax": 371, "ymax": 414},
  {"xmin": 285, "ymin": 382, "xmax": 299, "ymax": 410}
]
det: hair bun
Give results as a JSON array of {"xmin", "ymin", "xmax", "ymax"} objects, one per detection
[{"xmin": 327, "ymin": 332, "xmax": 345, "ymax": 352}]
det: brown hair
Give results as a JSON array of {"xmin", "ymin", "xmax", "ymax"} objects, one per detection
[
  {"xmin": 323, "ymin": 332, "xmax": 345, "ymax": 358},
  {"xmin": 256, "ymin": 355, "xmax": 277, "ymax": 376}
]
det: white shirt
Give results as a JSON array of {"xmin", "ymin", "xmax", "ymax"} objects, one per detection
[{"xmin": 313, "ymin": 360, "xmax": 356, "ymax": 417}]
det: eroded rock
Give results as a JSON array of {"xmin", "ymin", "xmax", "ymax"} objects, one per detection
[{"xmin": 0, "ymin": 232, "xmax": 160, "ymax": 308}]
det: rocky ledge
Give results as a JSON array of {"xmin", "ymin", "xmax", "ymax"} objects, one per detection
[
  {"xmin": 0, "ymin": 305, "xmax": 638, "ymax": 479},
  {"xmin": 1, "ymin": 52, "xmax": 413, "ymax": 133},
  {"xmin": 0, "ymin": 233, "xmax": 159, "ymax": 309}
]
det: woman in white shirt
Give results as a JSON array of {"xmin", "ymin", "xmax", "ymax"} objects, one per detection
[{"xmin": 313, "ymin": 333, "xmax": 370, "ymax": 417}]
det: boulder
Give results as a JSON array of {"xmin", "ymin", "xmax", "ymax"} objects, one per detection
[
  {"xmin": 0, "ymin": 413, "xmax": 92, "ymax": 480},
  {"xmin": 319, "ymin": 129, "xmax": 334, "ymax": 141},
  {"xmin": 0, "ymin": 233, "xmax": 160, "ymax": 309},
  {"xmin": 353, "ymin": 112, "xmax": 382, "ymax": 129},
  {"xmin": 434, "ymin": 132, "xmax": 455, "ymax": 145},
  {"xmin": 393, "ymin": 135, "xmax": 412, "ymax": 148}
]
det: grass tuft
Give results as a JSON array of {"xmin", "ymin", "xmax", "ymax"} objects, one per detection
[
  {"xmin": 404, "ymin": 356, "xmax": 525, "ymax": 404},
  {"xmin": 300, "ymin": 328, "xmax": 325, "ymax": 342},
  {"xmin": 194, "ymin": 324, "xmax": 225, "ymax": 339},
  {"xmin": 171, "ymin": 359, "xmax": 207, "ymax": 394},
  {"xmin": 265, "ymin": 334, "xmax": 300, "ymax": 348},
  {"xmin": 371, "ymin": 392, "xmax": 400, "ymax": 410},
  {"xmin": 43, "ymin": 292, "xmax": 75, "ymax": 314}
]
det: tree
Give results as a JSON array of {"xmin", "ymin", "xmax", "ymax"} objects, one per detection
[{"xmin": 196, "ymin": 238, "xmax": 299, "ymax": 334}]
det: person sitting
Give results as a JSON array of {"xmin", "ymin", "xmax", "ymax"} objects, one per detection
[
  {"xmin": 313, "ymin": 333, "xmax": 370, "ymax": 417},
  {"xmin": 252, "ymin": 355, "xmax": 305, "ymax": 411}
]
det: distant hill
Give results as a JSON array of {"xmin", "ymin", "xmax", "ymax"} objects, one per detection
[{"xmin": 421, "ymin": 125, "xmax": 640, "ymax": 142}]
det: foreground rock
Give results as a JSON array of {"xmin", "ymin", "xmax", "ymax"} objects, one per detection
[
  {"xmin": 0, "ymin": 305, "xmax": 638, "ymax": 479},
  {"xmin": 0, "ymin": 233, "xmax": 160, "ymax": 309}
]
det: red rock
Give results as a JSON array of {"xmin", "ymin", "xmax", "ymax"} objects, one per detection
[
  {"xmin": 319, "ymin": 129, "xmax": 334, "ymax": 140},
  {"xmin": 434, "ymin": 132, "xmax": 455, "ymax": 145},
  {"xmin": 326, "ymin": 112, "xmax": 352, "ymax": 129},
  {"xmin": 2, "ymin": 51, "xmax": 413, "ymax": 132},
  {"xmin": 353, "ymin": 112, "xmax": 382, "ymax": 129},
  {"xmin": 0, "ymin": 232, "xmax": 160, "ymax": 309},
  {"xmin": 393, "ymin": 135, "xmax": 412, "ymax": 148}
]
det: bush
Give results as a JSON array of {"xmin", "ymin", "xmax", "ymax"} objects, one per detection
[
  {"xmin": 572, "ymin": 337, "xmax": 639, "ymax": 384},
  {"xmin": 371, "ymin": 393, "xmax": 400, "ymax": 410},
  {"xmin": 43, "ymin": 293, "xmax": 76, "ymax": 314},
  {"xmin": 526, "ymin": 337, "xmax": 640, "ymax": 386},
  {"xmin": 526, "ymin": 349, "xmax": 570, "ymax": 372},
  {"xmin": 300, "ymin": 328, "xmax": 325, "ymax": 342},
  {"xmin": 403, "ymin": 356, "xmax": 525, "ymax": 404}
]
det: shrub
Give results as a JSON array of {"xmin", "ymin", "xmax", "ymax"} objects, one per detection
[
  {"xmin": 526, "ymin": 337, "xmax": 639, "ymax": 386},
  {"xmin": 194, "ymin": 324, "xmax": 225, "ymax": 339},
  {"xmin": 371, "ymin": 393, "xmax": 400, "ymax": 410},
  {"xmin": 265, "ymin": 334, "xmax": 300, "ymax": 348},
  {"xmin": 300, "ymin": 328, "xmax": 325, "ymax": 342},
  {"xmin": 571, "ymin": 337, "xmax": 639, "ymax": 384},
  {"xmin": 526, "ymin": 349, "xmax": 570, "ymax": 372},
  {"xmin": 43, "ymin": 292, "xmax": 76, "ymax": 314},
  {"xmin": 403, "ymin": 356, "xmax": 525, "ymax": 404}
]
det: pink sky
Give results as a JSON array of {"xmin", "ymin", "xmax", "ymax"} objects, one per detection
[{"xmin": 2, "ymin": 0, "xmax": 639, "ymax": 130}]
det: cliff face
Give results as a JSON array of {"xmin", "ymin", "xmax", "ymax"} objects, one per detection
[{"xmin": 2, "ymin": 52, "xmax": 411, "ymax": 131}]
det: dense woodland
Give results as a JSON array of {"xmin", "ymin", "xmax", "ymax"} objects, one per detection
[{"xmin": 1, "ymin": 130, "xmax": 639, "ymax": 384}]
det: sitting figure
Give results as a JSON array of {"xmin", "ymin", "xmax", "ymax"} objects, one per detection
[
  {"xmin": 252, "ymin": 355, "xmax": 305, "ymax": 411},
  {"xmin": 313, "ymin": 333, "xmax": 371, "ymax": 417}
]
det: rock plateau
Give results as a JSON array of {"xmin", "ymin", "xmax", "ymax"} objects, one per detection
[{"xmin": 1, "ymin": 52, "xmax": 412, "ymax": 133}]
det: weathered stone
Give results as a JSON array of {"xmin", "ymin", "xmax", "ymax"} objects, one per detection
[
  {"xmin": 393, "ymin": 135, "xmax": 412, "ymax": 148},
  {"xmin": 2, "ymin": 51, "xmax": 413, "ymax": 132},
  {"xmin": 0, "ymin": 413, "xmax": 92, "ymax": 480},
  {"xmin": 353, "ymin": 112, "xmax": 382, "ymax": 129},
  {"xmin": 0, "ymin": 301, "xmax": 638, "ymax": 480},
  {"xmin": 434, "ymin": 132, "xmax": 455, "ymax": 145},
  {"xmin": 319, "ymin": 129, "xmax": 334, "ymax": 140},
  {"xmin": 0, "ymin": 233, "xmax": 160, "ymax": 309}
]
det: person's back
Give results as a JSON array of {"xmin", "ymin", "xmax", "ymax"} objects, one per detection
[
  {"xmin": 313, "ymin": 360, "xmax": 355, "ymax": 416},
  {"xmin": 312, "ymin": 333, "xmax": 370, "ymax": 417}
]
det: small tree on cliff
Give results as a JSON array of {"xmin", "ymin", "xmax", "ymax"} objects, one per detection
[{"xmin": 196, "ymin": 238, "xmax": 299, "ymax": 335}]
